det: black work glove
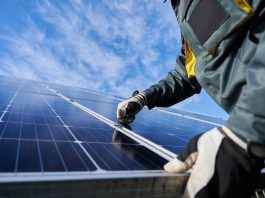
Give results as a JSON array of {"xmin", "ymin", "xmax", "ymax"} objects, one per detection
[
  {"xmin": 116, "ymin": 91, "xmax": 148, "ymax": 124},
  {"xmin": 164, "ymin": 126, "xmax": 264, "ymax": 198}
]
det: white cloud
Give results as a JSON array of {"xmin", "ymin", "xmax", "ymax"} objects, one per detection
[{"xmin": 0, "ymin": 0, "xmax": 181, "ymax": 97}]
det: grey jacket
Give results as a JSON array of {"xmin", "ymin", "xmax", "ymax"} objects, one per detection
[{"xmin": 144, "ymin": 0, "xmax": 265, "ymax": 144}]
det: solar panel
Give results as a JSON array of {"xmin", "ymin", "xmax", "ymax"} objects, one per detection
[
  {"xmin": 0, "ymin": 76, "xmax": 263, "ymax": 197},
  {"xmin": 0, "ymin": 86, "xmax": 168, "ymax": 173}
]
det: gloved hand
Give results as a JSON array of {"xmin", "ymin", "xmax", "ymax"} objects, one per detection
[
  {"xmin": 116, "ymin": 91, "xmax": 148, "ymax": 124},
  {"xmin": 164, "ymin": 126, "xmax": 264, "ymax": 198}
]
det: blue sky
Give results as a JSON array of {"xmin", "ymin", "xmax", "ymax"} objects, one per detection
[{"xmin": 0, "ymin": 0, "xmax": 228, "ymax": 119}]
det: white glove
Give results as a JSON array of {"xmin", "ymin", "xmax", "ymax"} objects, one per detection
[
  {"xmin": 116, "ymin": 92, "xmax": 147, "ymax": 124},
  {"xmin": 164, "ymin": 126, "xmax": 264, "ymax": 198}
]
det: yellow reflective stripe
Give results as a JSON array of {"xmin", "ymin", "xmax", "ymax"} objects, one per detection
[
  {"xmin": 235, "ymin": 0, "xmax": 254, "ymax": 15},
  {"xmin": 229, "ymin": 0, "xmax": 255, "ymax": 36},
  {"xmin": 184, "ymin": 41, "xmax": 196, "ymax": 79}
]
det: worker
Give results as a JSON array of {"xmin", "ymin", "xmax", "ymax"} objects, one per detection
[{"xmin": 116, "ymin": 0, "xmax": 265, "ymax": 197}]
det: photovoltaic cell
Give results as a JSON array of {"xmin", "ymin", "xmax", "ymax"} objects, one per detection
[
  {"xmin": 39, "ymin": 141, "xmax": 65, "ymax": 171},
  {"xmin": 0, "ymin": 139, "xmax": 18, "ymax": 172},
  {"xmin": 18, "ymin": 140, "xmax": 41, "ymax": 172}
]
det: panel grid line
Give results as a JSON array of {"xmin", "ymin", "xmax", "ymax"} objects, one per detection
[
  {"xmin": 14, "ymin": 93, "xmax": 24, "ymax": 173},
  {"xmin": 68, "ymin": 141, "xmax": 90, "ymax": 171},
  {"xmin": 39, "ymin": 99, "xmax": 69, "ymax": 172},
  {"xmin": 0, "ymin": 137, "xmax": 146, "ymax": 146},
  {"xmin": 41, "ymin": 95, "xmax": 102, "ymax": 171},
  {"xmin": 0, "ymin": 87, "xmax": 20, "ymax": 122},
  {"xmin": 33, "ymin": 102, "xmax": 44, "ymax": 172}
]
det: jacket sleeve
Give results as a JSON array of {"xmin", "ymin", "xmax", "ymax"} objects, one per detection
[
  {"xmin": 144, "ymin": 46, "xmax": 202, "ymax": 109},
  {"xmin": 226, "ymin": 29, "xmax": 265, "ymax": 144}
]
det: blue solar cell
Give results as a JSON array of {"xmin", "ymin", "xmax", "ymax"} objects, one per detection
[
  {"xmin": 56, "ymin": 142, "xmax": 91, "ymax": 171},
  {"xmin": 62, "ymin": 117, "xmax": 99, "ymax": 128},
  {"xmin": 76, "ymin": 100, "xmax": 117, "ymax": 121},
  {"xmin": 18, "ymin": 140, "xmax": 41, "ymax": 172},
  {"xmin": 3, "ymin": 112, "xmax": 22, "ymax": 123},
  {"xmin": 70, "ymin": 127, "xmax": 116, "ymax": 143},
  {"xmin": 0, "ymin": 122, "xmax": 6, "ymax": 136},
  {"xmin": 21, "ymin": 123, "xmax": 37, "ymax": 139},
  {"xmin": 22, "ymin": 113, "xmax": 35, "ymax": 124},
  {"xmin": 35, "ymin": 124, "xmax": 53, "ymax": 140},
  {"xmin": 72, "ymin": 144, "xmax": 98, "ymax": 171},
  {"xmin": 34, "ymin": 115, "xmax": 47, "ymax": 125},
  {"xmin": 2, "ymin": 122, "xmax": 20, "ymax": 139},
  {"xmin": 39, "ymin": 141, "xmax": 66, "ymax": 172},
  {"xmin": 44, "ymin": 115, "xmax": 62, "ymax": 125},
  {"xmin": 0, "ymin": 139, "xmax": 18, "ymax": 172},
  {"xmin": 49, "ymin": 125, "xmax": 75, "ymax": 141},
  {"xmin": 0, "ymin": 92, "xmax": 14, "ymax": 111},
  {"xmin": 71, "ymin": 127, "xmax": 102, "ymax": 142}
]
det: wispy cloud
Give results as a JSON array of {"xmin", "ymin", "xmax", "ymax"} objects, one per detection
[
  {"xmin": 0, "ymin": 0, "xmax": 181, "ymax": 96},
  {"xmin": 0, "ymin": 0, "xmax": 229, "ymax": 118}
]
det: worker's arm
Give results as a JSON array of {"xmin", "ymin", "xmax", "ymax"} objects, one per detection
[
  {"xmin": 144, "ymin": 46, "xmax": 201, "ymax": 109},
  {"xmin": 116, "ymin": 46, "xmax": 201, "ymax": 124}
]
